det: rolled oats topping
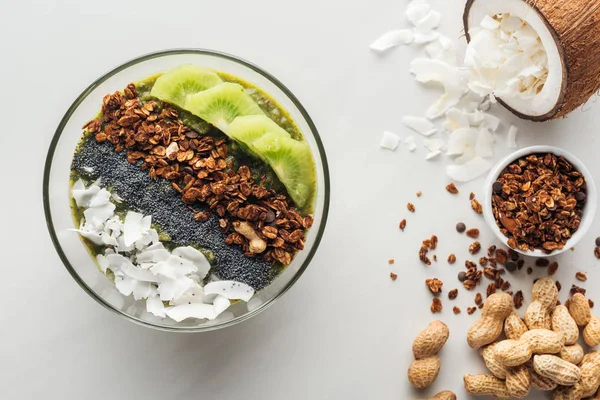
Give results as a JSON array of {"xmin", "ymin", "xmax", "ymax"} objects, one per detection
[{"xmin": 491, "ymin": 153, "xmax": 586, "ymax": 253}]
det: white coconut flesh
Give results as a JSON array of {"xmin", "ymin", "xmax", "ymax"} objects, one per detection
[{"xmin": 465, "ymin": 0, "xmax": 565, "ymax": 119}]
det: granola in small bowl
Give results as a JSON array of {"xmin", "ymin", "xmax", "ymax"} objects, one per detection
[{"xmin": 483, "ymin": 146, "xmax": 597, "ymax": 257}]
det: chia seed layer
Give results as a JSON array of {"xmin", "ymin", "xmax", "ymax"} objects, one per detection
[{"xmin": 72, "ymin": 135, "xmax": 275, "ymax": 290}]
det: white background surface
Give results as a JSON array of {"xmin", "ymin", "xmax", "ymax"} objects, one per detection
[{"xmin": 2, "ymin": 1, "xmax": 600, "ymax": 399}]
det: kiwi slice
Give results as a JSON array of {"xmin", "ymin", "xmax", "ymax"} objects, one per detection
[
  {"xmin": 184, "ymin": 83, "xmax": 264, "ymax": 133},
  {"xmin": 227, "ymin": 115, "xmax": 290, "ymax": 149},
  {"xmin": 150, "ymin": 65, "xmax": 223, "ymax": 108},
  {"xmin": 250, "ymin": 132, "xmax": 316, "ymax": 210}
]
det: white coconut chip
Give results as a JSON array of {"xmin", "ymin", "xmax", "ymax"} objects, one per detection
[
  {"xmin": 146, "ymin": 295, "xmax": 166, "ymax": 318},
  {"xmin": 151, "ymin": 255, "xmax": 198, "ymax": 280},
  {"xmin": 413, "ymin": 31, "xmax": 439, "ymax": 44},
  {"xmin": 425, "ymin": 35, "xmax": 457, "ymax": 65},
  {"xmin": 370, "ymin": 30, "xmax": 414, "ymax": 52},
  {"xmin": 380, "ymin": 131, "xmax": 401, "ymax": 150},
  {"xmin": 157, "ymin": 276, "xmax": 195, "ymax": 302},
  {"xmin": 123, "ymin": 211, "xmax": 146, "ymax": 247},
  {"xmin": 410, "ymin": 59, "xmax": 469, "ymax": 119},
  {"xmin": 169, "ymin": 284, "xmax": 206, "ymax": 306},
  {"xmin": 443, "ymin": 108, "xmax": 470, "ymax": 132},
  {"xmin": 136, "ymin": 244, "xmax": 171, "ymax": 263},
  {"xmin": 480, "ymin": 15, "xmax": 501, "ymax": 30},
  {"xmin": 446, "ymin": 128, "xmax": 479, "ymax": 157},
  {"xmin": 212, "ymin": 295, "xmax": 231, "ymax": 315},
  {"xmin": 166, "ymin": 303, "xmax": 217, "ymax": 322},
  {"xmin": 406, "ymin": 0, "xmax": 430, "ymax": 25},
  {"xmin": 96, "ymin": 254, "xmax": 109, "ymax": 273},
  {"xmin": 425, "ymin": 150, "xmax": 442, "ymax": 160},
  {"xmin": 446, "ymin": 156, "xmax": 492, "ymax": 182},
  {"xmin": 120, "ymin": 258, "xmax": 157, "ymax": 282},
  {"xmin": 72, "ymin": 180, "xmax": 100, "ymax": 207},
  {"xmin": 88, "ymin": 188, "xmax": 111, "ymax": 208},
  {"xmin": 507, "ymin": 125, "xmax": 518, "ymax": 148},
  {"xmin": 475, "ymin": 128, "xmax": 494, "ymax": 158},
  {"xmin": 405, "ymin": 136, "xmax": 417, "ymax": 151},
  {"xmin": 415, "ymin": 10, "xmax": 441, "ymax": 33},
  {"xmin": 83, "ymin": 203, "xmax": 116, "ymax": 228},
  {"xmin": 424, "ymin": 138, "xmax": 444, "ymax": 152},
  {"xmin": 483, "ymin": 113, "xmax": 501, "ymax": 131},
  {"xmin": 204, "ymin": 281, "xmax": 255, "ymax": 302},
  {"xmin": 172, "ymin": 246, "xmax": 211, "ymax": 279},
  {"xmin": 403, "ymin": 116, "xmax": 437, "ymax": 136}
]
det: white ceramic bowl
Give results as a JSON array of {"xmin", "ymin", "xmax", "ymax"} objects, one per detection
[{"xmin": 483, "ymin": 145, "xmax": 597, "ymax": 257}]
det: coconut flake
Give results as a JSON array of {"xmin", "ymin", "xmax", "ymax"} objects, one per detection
[
  {"xmin": 83, "ymin": 203, "xmax": 115, "ymax": 227},
  {"xmin": 475, "ymin": 128, "xmax": 494, "ymax": 158},
  {"xmin": 380, "ymin": 131, "xmax": 401, "ymax": 150},
  {"xmin": 447, "ymin": 128, "xmax": 479, "ymax": 157},
  {"xmin": 410, "ymin": 59, "xmax": 469, "ymax": 118},
  {"xmin": 406, "ymin": 1, "xmax": 430, "ymax": 25},
  {"xmin": 88, "ymin": 188, "xmax": 111, "ymax": 208},
  {"xmin": 370, "ymin": 30, "xmax": 414, "ymax": 52},
  {"xmin": 480, "ymin": 15, "xmax": 501, "ymax": 30},
  {"xmin": 97, "ymin": 254, "xmax": 109, "ymax": 273},
  {"xmin": 157, "ymin": 276, "xmax": 195, "ymax": 302},
  {"xmin": 443, "ymin": 108, "xmax": 470, "ymax": 132},
  {"xmin": 171, "ymin": 246, "xmax": 211, "ymax": 279},
  {"xmin": 507, "ymin": 125, "xmax": 518, "ymax": 148},
  {"xmin": 170, "ymin": 284, "xmax": 206, "ymax": 306},
  {"xmin": 123, "ymin": 211, "xmax": 146, "ymax": 247},
  {"xmin": 72, "ymin": 181, "xmax": 100, "ymax": 208},
  {"xmin": 483, "ymin": 113, "xmax": 501, "ymax": 131},
  {"xmin": 204, "ymin": 281, "xmax": 255, "ymax": 302},
  {"xmin": 415, "ymin": 10, "xmax": 441, "ymax": 33},
  {"xmin": 413, "ymin": 31, "xmax": 439, "ymax": 44},
  {"xmin": 121, "ymin": 258, "xmax": 158, "ymax": 282},
  {"xmin": 425, "ymin": 35, "xmax": 457, "ymax": 65},
  {"xmin": 424, "ymin": 138, "xmax": 444, "ymax": 152},
  {"xmin": 151, "ymin": 255, "xmax": 198, "ymax": 280},
  {"xmin": 405, "ymin": 136, "xmax": 417, "ymax": 151},
  {"xmin": 166, "ymin": 303, "xmax": 217, "ymax": 322},
  {"xmin": 446, "ymin": 156, "xmax": 492, "ymax": 182},
  {"xmin": 146, "ymin": 295, "xmax": 166, "ymax": 318},
  {"xmin": 425, "ymin": 150, "xmax": 442, "ymax": 160},
  {"xmin": 403, "ymin": 116, "xmax": 437, "ymax": 136},
  {"xmin": 213, "ymin": 295, "xmax": 231, "ymax": 316}
]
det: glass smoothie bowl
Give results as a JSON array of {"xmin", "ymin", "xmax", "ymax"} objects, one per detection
[{"xmin": 43, "ymin": 49, "xmax": 330, "ymax": 332}]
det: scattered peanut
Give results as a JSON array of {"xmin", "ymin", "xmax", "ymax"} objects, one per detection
[
  {"xmin": 560, "ymin": 344, "xmax": 584, "ymax": 365},
  {"xmin": 494, "ymin": 329, "xmax": 566, "ymax": 367},
  {"xmin": 552, "ymin": 305, "xmax": 579, "ymax": 345},
  {"xmin": 525, "ymin": 278, "xmax": 558, "ymax": 330},
  {"xmin": 412, "ymin": 320, "xmax": 449, "ymax": 360},
  {"xmin": 554, "ymin": 351, "xmax": 600, "ymax": 399},
  {"xmin": 533, "ymin": 354, "xmax": 581, "ymax": 386},
  {"xmin": 529, "ymin": 363, "xmax": 558, "ymax": 391},
  {"xmin": 408, "ymin": 321, "xmax": 448, "ymax": 389},
  {"xmin": 505, "ymin": 364, "xmax": 531, "ymax": 398},
  {"xmin": 418, "ymin": 390, "xmax": 456, "ymax": 400},
  {"xmin": 233, "ymin": 221, "xmax": 267, "ymax": 254},
  {"xmin": 408, "ymin": 356, "xmax": 441, "ymax": 389},
  {"xmin": 584, "ymin": 315, "xmax": 600, "ymax": 347},
  {"xmin": 480, "ymin": 344, "xmax": 509, "ymax": 379},
  {"xmin": 467, "ymin": 293, "xmax": 513, "ymax": 349},
  {"xmin": 569, "ymin": 293, "xmax": 592, "ymax": 326},
  {"xmin": 464, "ymin": 374, "xmax": 511, "ymax": 398},
  {"xmin": 504, "ymin": 311, "xmax": 529, "ymax": 340}
]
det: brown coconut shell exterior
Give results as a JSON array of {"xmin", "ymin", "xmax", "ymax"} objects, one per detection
[{"xmin": 464, "ymin": 0, "xmax": 600, "ymax": 121}]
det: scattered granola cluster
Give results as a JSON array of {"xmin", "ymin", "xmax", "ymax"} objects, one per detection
[
  {"xmin": 84, "ymin": 84, "xmax": 312, "ymax": 265},
  {"xmin": 491, "ymin": 153, "xmax": 586, "ymax": 253},
  {"xmin": 392, "ymin": 181, "xmax": 596, "ymax": 317}
]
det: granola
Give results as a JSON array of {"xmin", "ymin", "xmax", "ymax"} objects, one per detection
[
  {"xmin": 491, "ymin": 153, "xmax": 586, "ymax": 253},
  {"xmin": 86, "ymin": 84, "xmax": 312, "ymax": 266}
]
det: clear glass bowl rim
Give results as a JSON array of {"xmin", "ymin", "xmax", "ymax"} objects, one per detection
[{"xmin": 43, "ymin": 48, "xmax": 331, "ymax": 332}]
